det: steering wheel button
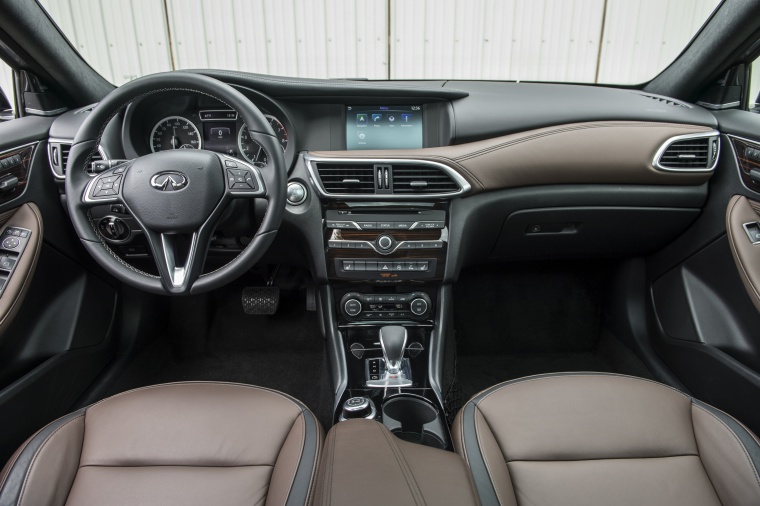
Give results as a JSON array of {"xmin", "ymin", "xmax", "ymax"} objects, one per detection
[{"xmin": 225, "ymin": 160, "xmax": 238, "ymax": 168}]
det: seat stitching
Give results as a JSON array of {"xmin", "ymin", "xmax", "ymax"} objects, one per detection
[
  {"xmin": 322, "ymin": 425, "xmax": 336, "ymax": 506},
  {"xmin": 693, "ymin": 404, "xmax": 760, "ymax": 491},
  {"xmin": 303, "ymin": 415, "xmax": 322, "ymax": 506},
  {"xmin": 476, "ymin": 373, "xmax": 691, "ymax": 406},
  {"xmin": 16, "ymin": 415, "xmax": 84, "ymax": 506},
  {"xmin": 277, "ymin": 412, "xmax": 304, "ymax": 506},
  {"xmin": 474, "ymin": 406, "xmax": 506, "ymax": 506},
  {"xmin": 85, "ymin": 381, "xmax": 307, "ymax": 415},
  {"xmin": 376, "ymin": 423, "xmax": 427, "ymax": 506}
]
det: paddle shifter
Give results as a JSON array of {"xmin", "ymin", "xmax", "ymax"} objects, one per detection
[{"xmin": 366, "ymin": 325, "xmax": 412, "ymax": 388}]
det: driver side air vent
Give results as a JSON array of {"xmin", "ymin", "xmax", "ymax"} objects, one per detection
[
  {"xmin": 656, "ymin": 134, "xmax": 719, "ymax": 171},
  {"xmin": 48, "ymin": 141, "xmax": 105, "ymax": 179}
]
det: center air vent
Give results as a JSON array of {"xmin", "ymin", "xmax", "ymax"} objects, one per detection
[
  {"xmin": 655, "ymin": 133, "xmax": 719, "ymax": 172},
  {"xmin": 310, "ymin": 158, "xmax": 468, "ymax": 198},
  {"xmin": 392, "ymin": 165, "xmax": 460, "ymax": 194},
  {"xmin": 315, "ymin": 163, "xmax": 376, "ymax": 194}
]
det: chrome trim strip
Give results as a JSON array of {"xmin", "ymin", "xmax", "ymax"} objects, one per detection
[
  {"xmin": 25, "ymin": 106, "xmax": 68, "ymax": 116},
  {"xmin": 696, "ymin": 101, "xmax": 741, "ymax": 110},
  {"xmin": 304, "ymin": 154, "xmax": 471, "ymax": 200},
  {"xmin": 652, "ymin": 130, "xmax": 721, "ymax": 173},
  {"xmin": 161, "ymin": 232, "xmax": 198, "ymax": 288}
]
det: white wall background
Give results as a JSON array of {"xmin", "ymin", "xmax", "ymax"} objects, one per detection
[{"xmin": 20, "ymin": 0, "xmax": 722, "ymax": 87}]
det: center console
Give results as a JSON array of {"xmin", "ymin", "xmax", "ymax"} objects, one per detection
[{"xmin": 321, "ymin": 201, "xmax": 452, "ymax": 447}]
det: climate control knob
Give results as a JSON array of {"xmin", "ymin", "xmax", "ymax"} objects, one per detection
[
  {"xmin": 344, "ymin": 298, "xmax": 362, "ymax": 317},
  {"xmin": 377, "ymin": 235, "xmax": 393, "ymax": 251},
  {"xmin": 410, "ymin": 298, "xmax": 429, "ymax": 316}
]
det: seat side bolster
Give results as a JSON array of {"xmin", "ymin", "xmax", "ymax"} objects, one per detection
[
  {"xmin": 692, "ymin": 402, "xmax": 760, "ymax": 505},
  {"xmin": 0, "ymin": 409, "xmax": 86, "ymax": 506},
  {"xmin": 267, "ymin": 408, "xmax": 323, "ymax": 506},
  {"xmin": 474, "ymin": 408, "xmax": 518, "ymax": 506}
]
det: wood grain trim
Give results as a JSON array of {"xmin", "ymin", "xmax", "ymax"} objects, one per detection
[{"xmin": 310, "ymin": 121, "xmax": 715, "ymax": 194}]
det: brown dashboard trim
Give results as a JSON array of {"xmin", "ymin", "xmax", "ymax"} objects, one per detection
[{"xmin": 309, "ymin": 121, "xmax": 715, "ymax": 194}]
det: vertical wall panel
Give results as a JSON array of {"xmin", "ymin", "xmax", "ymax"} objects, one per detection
[{"xmin": 36, "ymin": 0, "xmax": 721, "ymax": 85}]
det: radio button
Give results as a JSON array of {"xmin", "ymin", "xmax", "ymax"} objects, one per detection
[
  {"xmin": 358, "ymin": 222, "xmax": 377, "ymax": 230},
  {"xmin": 377, "ymin": 235, "xmax": 393, "ymax": 251},
  {"xmin": 394, "ymin": 222, "xmax": 411, "ymax": 230},
  {"xmin": 377, "ymin": 222, "xmax": 394, "ymax": 229}
]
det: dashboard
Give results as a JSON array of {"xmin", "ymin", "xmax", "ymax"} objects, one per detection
[{"xmin": 45, "ymin": 72, "xmax": 723, "ymax": 277}]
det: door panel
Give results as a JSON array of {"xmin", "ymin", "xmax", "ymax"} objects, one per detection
[
  {"xmin": 647, "ymin": 109, "xmax": 760, "ymax": 435},
  {"xmin": 0, "ymin": 116, "xmax": 119, "ymax": 463}
]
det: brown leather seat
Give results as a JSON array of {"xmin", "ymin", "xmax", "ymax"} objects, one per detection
[
  {"xmin": 453, "ymin": 372, "xmax": 760, "ymax": 506},
  {"xmin": 0, "ymin": 382, "xmax": 323, "ymax": 506}
]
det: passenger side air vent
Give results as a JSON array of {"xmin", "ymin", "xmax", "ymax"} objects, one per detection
[
  {"xmin": 315, "ymin": 162, "xmax": 376, "ymax": 194},
  {"xmin": 655, "ymin": 134, "xmax": 719, "ymax": 171},
  {"xmin": 391, "ymin": 165, "xmax": 460, "ymax": 194}
]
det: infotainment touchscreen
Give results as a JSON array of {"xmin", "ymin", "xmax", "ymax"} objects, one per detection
[{"xmin": 346, "ymin": 105, "xmax": 423, "ymax": 150}]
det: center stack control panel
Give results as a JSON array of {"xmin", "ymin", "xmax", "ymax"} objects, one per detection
[{"xmin": 325, "ymin": 208, "xmax": 447, "ymax": 281}]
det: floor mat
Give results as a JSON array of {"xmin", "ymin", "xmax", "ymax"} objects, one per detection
[{"xmin": 107, "ymin": 287, "xmax": 330, "ymax": 427}]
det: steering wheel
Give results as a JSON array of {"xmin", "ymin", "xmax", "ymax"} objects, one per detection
[{"xmin": 65, "ymin": 72, "xmax": 286, "ymax": 295}]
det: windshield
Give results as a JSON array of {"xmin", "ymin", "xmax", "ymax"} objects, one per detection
[{"xmin": 39, "ymin": 0, "xmax": 721, "ymax": 86}]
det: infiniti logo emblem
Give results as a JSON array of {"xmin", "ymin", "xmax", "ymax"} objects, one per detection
[{"xmin": 150, "ymin": 171, "xmax": 188, "ymax": 192}]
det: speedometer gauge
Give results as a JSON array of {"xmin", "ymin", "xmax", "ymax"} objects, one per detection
[
  {"xmin": 150, "ymin": 116, "xmax": 201, "ymax": 152},
  {"xmin": 238, "ymin": 115, "xmax": 288, "ymax": 167}
]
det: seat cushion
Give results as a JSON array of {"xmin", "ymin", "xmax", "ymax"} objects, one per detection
[
  {"xmin": 0, "ymin": 382, "xmax": 323, "ymax": 506},
  {"xmin": 453, "ymin": 372, "xmax": 760, "ymax": 506}
]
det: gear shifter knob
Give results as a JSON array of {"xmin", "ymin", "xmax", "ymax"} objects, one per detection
[{"xmin": 379, "ymin": 325, "xmax": 407, "ymax": 373}]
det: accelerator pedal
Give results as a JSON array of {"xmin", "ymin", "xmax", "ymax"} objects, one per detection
[{"xmin": 242, "ymin": 287, "xmax": 280, "ymax": 315}]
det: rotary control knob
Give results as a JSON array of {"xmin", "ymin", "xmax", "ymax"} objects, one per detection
[
  {"xmin": 377, "ymin": 235, "xmax": 393, "ymax": 251},
  {"xmin": 410, "ymin": 298, "xmax": 429, "ymax": 316},
  {"xmin": 98, "ymin": 216, "xmax": 130, "ymax": 241},
  {"xmin": 344, "ymin": 298, "xmax": 362, "ymax": 317},
  {"xmin": 340, "ymin": 396, "xmax": 377, "ymax": 421}
]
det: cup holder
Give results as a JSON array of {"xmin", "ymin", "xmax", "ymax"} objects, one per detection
[{"xmin": 381, "ymin": 395, "xmax": 447, "ymax": 449}]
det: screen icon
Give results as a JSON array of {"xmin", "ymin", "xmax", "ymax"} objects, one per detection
[
  {"xmin": 356, "ymin": 114, "xmax": 368, "ymax": 125},
  {"xmin": 388, "ymin": 115, "xmax": 395, "ymax": 122},
  {"xmin": 401, "ymin": 114, "xmax": 412, "ymax": 123},
  {"xmin": 372, "ymin": 113, "xmax": 382, "ymax": 122}
]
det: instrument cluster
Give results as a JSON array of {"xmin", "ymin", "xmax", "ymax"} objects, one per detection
[{"xmin": 148, "ymin": 109, "xmax": 289, "ymax": 168}]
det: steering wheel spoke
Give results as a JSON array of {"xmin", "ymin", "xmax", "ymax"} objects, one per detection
[{"xmin": 142, "ymin": 228, "xmax": 207, "ymax": 294}]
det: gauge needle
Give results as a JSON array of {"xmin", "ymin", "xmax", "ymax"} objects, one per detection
[{"xmin": 171, "ymin": 127, "xmax": 178, "ymax": 149}]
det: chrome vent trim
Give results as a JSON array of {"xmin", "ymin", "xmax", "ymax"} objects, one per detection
[
  {"xmin": 653, "ymin": 131, "xmax": 720, "ymax": 173},
  {"xmin": 304, "ymin": 154, "xmax": 471, "ymax": 199},
  {"xmin": 315, "ymin": 163, "xmax": 376, "ymax": 194},
  {"xmin": 391, "ymin": 165, "xmax": 459, "ymax": 194},
  {"xmin": 48, "ymin": 139, "xmax": 108, "ymax": 180}
]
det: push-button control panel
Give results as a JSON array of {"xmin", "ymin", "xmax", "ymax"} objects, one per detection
[
  {"xmin": 0, "ymin": 226, "xmax": 31, "ymax": 296},
  {"xmin": 339, "ymin": 291, "xmax": 432, "ymax": 321}
]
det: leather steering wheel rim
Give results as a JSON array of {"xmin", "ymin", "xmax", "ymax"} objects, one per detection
[{"xmin": 65, "ymin": 71, "xmax": 287, "ymax": 295}]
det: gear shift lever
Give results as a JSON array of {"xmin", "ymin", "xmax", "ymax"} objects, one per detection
[{"xmin": 380, "ymin": 325, "xmax": 407, "ymax": 373}]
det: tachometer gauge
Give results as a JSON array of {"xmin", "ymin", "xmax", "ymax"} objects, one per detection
[
  {"xmin": 238, "ymin": 115, "xmax": 288, "ymax": 167},
  {"xmin": 150, "ymin": 116, "xmax": 202, "ymax": 152}
]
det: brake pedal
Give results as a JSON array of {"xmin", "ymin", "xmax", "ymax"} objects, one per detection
[{"xmin": 242, "ymin": 287, "xmax": 280, "ymax": 315}]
